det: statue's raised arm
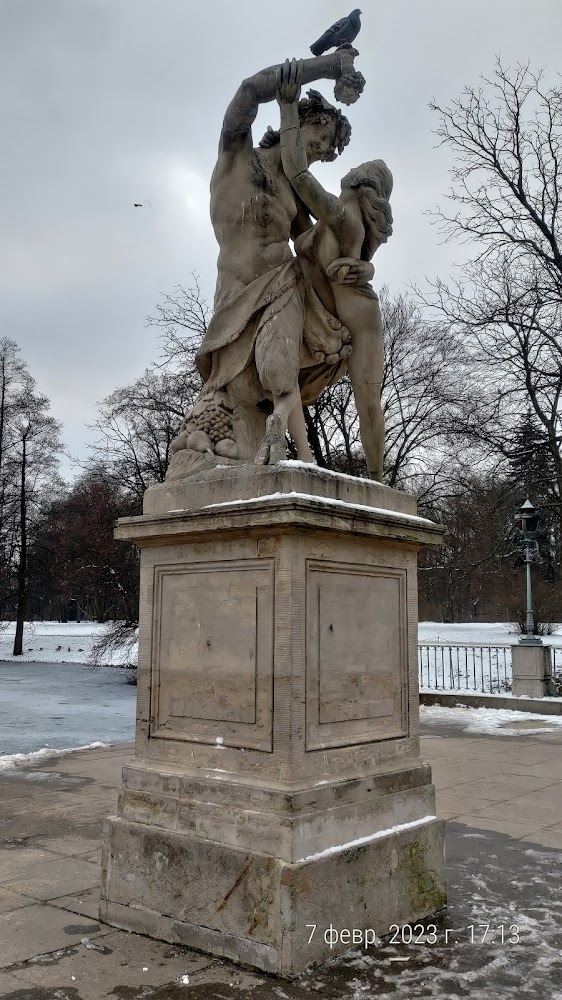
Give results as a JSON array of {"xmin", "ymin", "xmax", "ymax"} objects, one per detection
[
  {"xmin": 276, "ymin": 59, "xmax": 348, "ymax": 231},
  {"xmin": 219, "ymin": 46, "xmax": 364, "ymax": 155}
]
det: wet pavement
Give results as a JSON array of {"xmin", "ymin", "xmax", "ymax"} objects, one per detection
[{"xmin": 0, "ymin": 725, "xmax": 561, "ymax": 999}]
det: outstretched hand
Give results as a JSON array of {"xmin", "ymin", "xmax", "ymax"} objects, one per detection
[{"xmin": 276, "ymin": 58, "xmax": 303, "ymax": 105}]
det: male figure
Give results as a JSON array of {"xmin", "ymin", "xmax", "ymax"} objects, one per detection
[{"xmin": 196, "ymin": 55, "xmax": 355, "ymax": 462}]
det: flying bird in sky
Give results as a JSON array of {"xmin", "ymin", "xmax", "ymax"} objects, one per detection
[
  {"xmin": 310, "ymin": 9, "xmax": 362, "ymax": 57},
  {"xmin": 133, "ymin": 201, "xmax": 151, "ymax": 208}
]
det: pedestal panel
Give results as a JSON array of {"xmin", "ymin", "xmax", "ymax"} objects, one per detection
[
  {"xmin": 151, "ymin": 559, "xmax": 274, "ymax": 751},
  {"xmin": 306, "ymin": 560, "xmax": 407, "ymax": 749}
]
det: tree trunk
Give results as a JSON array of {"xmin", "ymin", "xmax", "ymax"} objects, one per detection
[
  {"xmin": 303, "ymin": 407, "xmax": 327, "ymax": 467},
  {"xmin": 13, "ymin": 432, "xmax": 27, "ymax": 656}
]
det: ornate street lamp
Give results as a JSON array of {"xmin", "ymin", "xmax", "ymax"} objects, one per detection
[{"xmin": 515, "ymin": 499, "xmax": 542, "ymax": 645}]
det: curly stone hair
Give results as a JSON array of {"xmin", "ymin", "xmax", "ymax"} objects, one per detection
[
  {"xmin": 341, "ymin": 159, "xmax": 394, "ymax": 260},
  {"xmin": 259, "ymin": 90, "xmax": 351, "ymax": 160}
]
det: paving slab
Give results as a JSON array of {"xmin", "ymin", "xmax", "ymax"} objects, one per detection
[
  {"xmin": 447, "ymin": 773, "xmax": 559, "ymax": 799},
  {"xmin": 51, "ymin": 887, "xmax": 101, "ymax": 921},
  {"xmin": 0, "ymin": 856, "xmax": 100, "ymax": 901},
  {"xmin": 0, "ymin": 847, "xmax": 64, "ymax": 881},
  {"xmin": 30, "ymin": 835, "xmax": 103, "ymax": 858},
  {"xmin": 431, "ymin": 793, "xmax": 493, "ymax": 820},
  {"xmin": 427, "ymin": 762, "xmax": 506, "ymax": 788},
  {"xmin": 0, "ymin": 902, "xmax": 108, "ymax": 967},
  {"xmin": 8, "ymin": 930, "xmax": 217, "ymax": 1000},
  {"xmin": 0, "ymin": 971, "xmax": 30, "ymax": 995},
  {"xmin": 0, "ymin": 887, "xmax": 34, "ymax": 915},
  {"xmin": 445, "ymin": 812, "xmax": 557, "ymax": 844},
  {"xmin": 502, "ymin": 761, "xmax": 562, "ymax": 778},
  {"xmin": 520, "ymin": 823, "xmax": 562, "ymax": 849},
  {"xmin": 472, "ymin": 788, "xmax": 562, "ymax": 826}
]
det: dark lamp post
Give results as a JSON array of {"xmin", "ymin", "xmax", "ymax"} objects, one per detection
[{"xmin": 515, "ymin": 499, "xmax": 542, "ymax": 645}]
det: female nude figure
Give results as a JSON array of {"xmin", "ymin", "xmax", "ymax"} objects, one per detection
[{"xmin": 278, "ymin": 60, "xmax": 393, "ymax": 481}]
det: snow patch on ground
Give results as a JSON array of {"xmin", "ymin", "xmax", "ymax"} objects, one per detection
[
  {"xmin": 420, "ymin": 621, "xmax": 562, "ymax": 647},
  {"xmin": 0, "ymin": 741, "xmax": 109, "ymax": 771},
  {"xmin": 421, "ymin": 704, "xmax": 562, "ymax": 735},
  {"xmin": 0, "ymin": 621, "xmax": 137, "ymax": 666}
]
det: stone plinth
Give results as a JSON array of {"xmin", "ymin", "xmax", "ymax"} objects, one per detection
[
  {"xmin": 100, "ymin": 464, "xmax": 447, "ymax": 976},
  {"xmin": 512, "ymin": 643, "xmax": 555, "ymax": 698}
]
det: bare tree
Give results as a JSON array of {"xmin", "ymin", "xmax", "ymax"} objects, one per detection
[
  {"xmin": 426, "ymin": 60, "xmax": 562, "ymax": 564},
  {"xmin": 147, "ymin": 276, "xmax": 209, "ymax": 367},
  {"xmin": 0, "ymin": 339, "xmax": 35, "ymax": 616},
  {"xmin": 303, "ymin": 289, "xmax": 466, "ymax": 489},
  {"xmin": 0, "ymin": 340, "xmax": 63, "ymax": 644},
  {"xmin": 90, "ymin": 367, "xmax": 200, "ymax": 508},
  {"xmin": 88, "ymin": 278, "xmax": 207, "ymax": 508},
  {"xmin": 380, "ymin": 290, "xmax": 465, "ymax": 489}
]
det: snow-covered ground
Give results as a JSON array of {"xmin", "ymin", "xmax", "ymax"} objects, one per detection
[
  {"xmin": 0, "ymin": 621, "xmax": 137, "ymax": 665},
  {"xmin": 421, "ymin": 704, "xmax": 562, "ymax": 736},
  {"xmin": 419, "ymin": 621, "xmax": 562, "ymax": 646},
  {"xmin": 0, "ymin": 742, "xmax": 109, "ymax": 772}
]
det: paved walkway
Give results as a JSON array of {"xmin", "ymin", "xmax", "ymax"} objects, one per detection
[{"xmin": 1, "ymin": 719, "xmax": 561, "ymax": 999}]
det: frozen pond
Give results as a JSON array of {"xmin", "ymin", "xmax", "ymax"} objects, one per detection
[{"xmin": 0, "ymin": 661, "xmax": 136, "ymax": 756}]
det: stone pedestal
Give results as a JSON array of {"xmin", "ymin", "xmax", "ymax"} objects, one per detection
[
  {"xmin": 512, "ymin": 643, "xmax": 555, "ymax": 698},
  {"xmin": 100, "ymin": 463, "xmax": 447, "ymax": 976}
]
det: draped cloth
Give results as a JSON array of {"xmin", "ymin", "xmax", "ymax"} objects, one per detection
[
  {"xmin": 195, "ymin": 260, "xmax": 300, "ymax": 389},
  {"xmin": 195, "ymin": 237, "xmax": 378, "ymax": 405}
]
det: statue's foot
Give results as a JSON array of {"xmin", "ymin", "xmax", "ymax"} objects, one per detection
[{"xmin": 254, "ymin": 413, "xmax": 287, "ymax": 466}]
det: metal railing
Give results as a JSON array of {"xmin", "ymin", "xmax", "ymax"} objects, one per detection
[
  {"xmin": 418, "ymin": 643, "xmax": 511, "ymax": 694},
  {"xmin": 419, "ymin": 642, "xmax": 562, "ymax": 694},
  {"xmin": 551, "ymin": 647, "xmax": 562, "ymax": 682}
]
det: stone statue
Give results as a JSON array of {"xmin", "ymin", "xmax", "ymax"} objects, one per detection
[{"xmin": 168, "ymin": 43, "xmax": 391, "ymax": 482}]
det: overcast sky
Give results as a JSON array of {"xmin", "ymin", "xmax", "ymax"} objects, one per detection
[{"xmin": 3, "ymin": 0, "xmax": 562, "ymax": 479}]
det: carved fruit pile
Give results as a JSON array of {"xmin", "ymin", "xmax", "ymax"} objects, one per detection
[{"xmin": 195, "ymin": 403, "xmax": 235, "ymax": 445}]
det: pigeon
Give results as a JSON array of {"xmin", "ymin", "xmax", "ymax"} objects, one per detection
[{"xmin": 310, "ymin": 9, "xmax": 362, "ymax": 57}]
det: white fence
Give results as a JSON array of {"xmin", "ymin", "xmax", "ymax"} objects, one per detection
[{"xmin": 418, "ymin": 643, "xmax": 562, "ymax": 694}]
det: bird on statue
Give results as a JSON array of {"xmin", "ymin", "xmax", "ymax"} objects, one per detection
[{"xmin": 310, "ymin": 9, "xmax": 362, "ymax": 57}]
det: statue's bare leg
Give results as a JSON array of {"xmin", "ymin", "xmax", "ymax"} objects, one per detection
[
  {"xmin": 288, "ymin": 402, "xmax": 314, "ymax": 463},
  {"xmin": 254, "ymin": 389, "xmax": 301, "ymax": 465},
  {"xmin": 254, "ymin": 291, "xmax": 304, "ymax": 465},
  {"xmin": 334, "ymin": 288, "xmax": 385, "ymax": 481}
]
